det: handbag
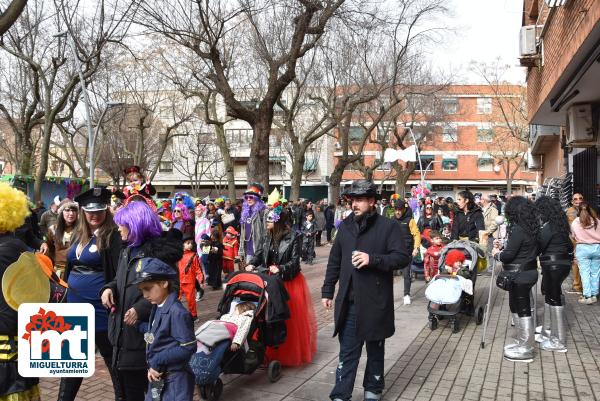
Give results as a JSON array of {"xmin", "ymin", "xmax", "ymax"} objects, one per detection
[
  {"xmin": 221, "ymin": 213, "xmax": 235, "ymax": 225},
  {"xmin": 496, "ymin": 270, "xmax": 517, "ymax": 291}
]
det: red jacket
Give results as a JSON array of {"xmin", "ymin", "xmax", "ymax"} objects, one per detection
[
  {"xmin": 424, "ymin": 244, "xmax": 443, "ymax": 275},
  {"xmin": 178, "ymin": 250, "xmax": 204, "ymax": 285},
  {"xmin": 223, "ymin": 236, "xmax": 239, "ymax": 261}
]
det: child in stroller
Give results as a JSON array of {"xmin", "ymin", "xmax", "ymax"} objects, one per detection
[
  {"xmin": 188, "ymin": 272, "xmax": 286, "ymax": 400},
  {"xmin": 425, "ymin": 246, "xmax": 484, "ymax": 333}
]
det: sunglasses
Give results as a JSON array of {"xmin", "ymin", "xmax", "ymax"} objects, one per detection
[
  {"xmin": 573, "ymin": 197, "xmax": 583, "ymax": 201},
  {"xmin": 245, "ymin": 196, "xmax": 256, "ymax": 201},
  {"xmin": 63, "ymin": 208, "xmax": 78, "ymax": 213},
  {"xmin": 173, "ymin": 209, "xmax": 182, "ymax": 213}
]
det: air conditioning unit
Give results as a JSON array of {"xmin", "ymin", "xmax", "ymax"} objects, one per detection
[
  {"xmin": 384, "ymin": 184, "xmax": 395, "ymax": 191},
  {"xmin": 566, "ymin": 104, "xmax": 595, "ymax": 145},
  {"xmin": 519, "ymin": 26, "xmax": 539, "ymax": 57},
  {"xmin": 527, "ymin": 153, "xmax": 543, "ymax": 171}
]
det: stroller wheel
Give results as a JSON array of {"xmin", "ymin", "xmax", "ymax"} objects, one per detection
[
  {"xmin": 475, "ymin": 306, "xmax": 484, "ymax": 325},
  {"xmin": 428, "ymin": 317, "xmax": 438, "ymax": 331},
  {"xmin": 208, "ymin": 378, "xmax": 223, "ymax": 401},
  {"xmin": 268, "ymin": 360, "xmax": 282, "ymax": 382},
  {"xmin": 451, "ymin": 319, "xmax": 460, "ymax": 333}
]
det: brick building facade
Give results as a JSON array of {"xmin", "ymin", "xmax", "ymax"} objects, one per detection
[
  {"xmin": 338, "ymin": 85, "xmax": 537, "ymax": 199},
  {"xmin": 524, "ymin": 0, "xmax": 600, "ymax": 206}
]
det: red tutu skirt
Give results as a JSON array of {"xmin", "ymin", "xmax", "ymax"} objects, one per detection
[{"xmin": 266, "ymin": 272, "xmax": 317, "ymax": 366}]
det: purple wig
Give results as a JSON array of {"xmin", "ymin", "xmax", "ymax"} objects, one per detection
[
  {"xmin": 241, "ymin": 195, "xmax": 266, "ymax": 222},
  {"xmin": 172, "ymin": 204, "xmax": 192, "ymax": 222},
  {"xmin": 114, "ymin": 201, "xmax": 163, "ymax": 247}
]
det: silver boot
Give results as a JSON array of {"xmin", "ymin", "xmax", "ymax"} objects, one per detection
[
  {"xmin": 540, "ymin": 305, "xmax": 567, "ymax": 353},
  {"xmin": 535, "ymin": 303, "xmax": 551, "ymax": 343},
  {"xmin": 504, "ymin": 313, "xmax": 521, "ymax": 350},
  {"xmin": 504, "ymin": 316, "xmax": 535, "ymax": 362}
]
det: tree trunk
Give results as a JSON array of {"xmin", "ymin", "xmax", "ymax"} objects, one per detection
[
  {"xmin": 214, "ymin": 124, "xmax": 236, "ymax": 201},
  {"xmin": 33, "ymin": 121, "xmax": 52, "ymax": 202},
  {"xmin": 328, "ymin": 165, "xmax": 346, "ymax": 203},
  {"xmin": 289, "ymin": 151, "xmax": 306, "ymax": 202},
  {"xmin": 248, "ymin": 114, "xmax": 272, "ymax": 191},
  {"xmin": 394, "ymin": 167, "xmax": 412, "ymax": 196}
]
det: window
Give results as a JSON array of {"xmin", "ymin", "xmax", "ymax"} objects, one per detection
[
  {"xmin": 269, "ymin": 160, "xmax": 284, "ymax": 176},
  {"xmin": 414, "ymin": 155, "xmax": 435, "ymax": 171},
  {"xmin": 159, "ymin": 161, "xmax": 173, "ymax": 172},
  {"xmin": 477, "ymin": 97, "xmax": 492, "ymax": 114},
  {"xmin": 158, "ymin": 106, "xmax": 171, "ymax": 118},
  {"xmin": 477, "ymin": 128, "xmax": 494, "ymax": 142},
  {"xmin": 477, "ymin": 154, "xmax": 494, "ymax": 171},
  {"xmin": 442, "ymin": 155, "xmax": 458, "ymax": 171},
  {"xmin": 348, "ymin": 127, "xmax": 365, "ymax": 141},
  {"xmin": 226, "ymin": 129, "xmax": 253, "ymax": 145},
  {"xmin": 442, "ymin": 126, "xmax": 458, "ymax": 142},
  {"xmin": 442, "ymin": 98, "xmax": 458, "ymax": 114}
]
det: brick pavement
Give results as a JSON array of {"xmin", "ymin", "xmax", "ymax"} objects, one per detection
[{"xmin": 39, "ymin": 245, "xmax": 600, "ymax": 400}]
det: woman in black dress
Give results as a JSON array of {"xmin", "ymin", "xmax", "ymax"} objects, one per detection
[
  {"xmin": 492, "ymin": 196, "xmax": 539, "ymax": 362},
  {"xmin": 535, "ymin": 196, "xmax": 573, "ymax": 353}
]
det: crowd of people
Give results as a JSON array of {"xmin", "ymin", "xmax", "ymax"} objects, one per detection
[
  {"xmin": 1, "ymin": 170, "xmax": 597, "ymax": 401},
  {"xmin": 0, "ymin": 171, "xmax": 322, "ymax": 401}
]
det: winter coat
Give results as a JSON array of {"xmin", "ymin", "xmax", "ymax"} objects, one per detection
[
  {"xmin": 250, "ymin": 231, "xmax": 302, "ymax": 281},
  {"xmin": 314, "ymin": 211, "xmax": 326, "ymax": 231},
  {"xmin": 102, "ymin": 233, "xmax": 183, "ymax": 370},
  {"xmin": 450, "ymin": 207, "xmax": 485, "ymax": 243},
  {"xmin": 322, "ymin": 210, "xmax": 410, "ymax": 341},
  {"xmin": 482, "ymin": 205, "xmax": 499, "ymax": 239},
  {"xmin": 239, "ymin": 209, "xmax": 267, "ymax": 259},
  {"xmin": 324, "ymin": 206, "xmax": 335, "ymax": 229},
  {"xmin": 45, "ymin": 225, "xmax": 76, "ymax": 268}
]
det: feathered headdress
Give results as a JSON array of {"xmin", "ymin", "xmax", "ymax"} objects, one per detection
[{"xmin": 267, "ymin": 201, "xmax": 284, "ymax": 223}]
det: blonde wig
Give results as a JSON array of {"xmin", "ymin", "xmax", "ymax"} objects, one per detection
[{"xmin": 0, "ymin": 182, "xmax": 31, "ymax": 233}]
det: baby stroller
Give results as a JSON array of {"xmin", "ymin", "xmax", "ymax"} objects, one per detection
[
  {"xmin": 189, "ymin": 271, "xmax": 289, "ymax": 400},
  {"xmin": 426, "ymin": 240, "xmax": 486, "ymax": 333}
]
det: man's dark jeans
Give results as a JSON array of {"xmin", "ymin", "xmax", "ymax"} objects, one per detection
[{"xmin": 330, "ymin": 303, "xmax": 385, "ymax": 401}]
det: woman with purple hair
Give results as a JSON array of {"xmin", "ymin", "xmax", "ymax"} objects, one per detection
[
  {"xmin": 100, "ymin": 201, "xmax": 183, "ymax": 401},
  {"xmin": 239, "ymin": 183, "xmax": 268, "ymax": 264},
  {"xmin": 171, "ymin": 204, "xmax": 194, "ymax": 236}
]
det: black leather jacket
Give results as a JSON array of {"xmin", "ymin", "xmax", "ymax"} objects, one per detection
[{"xmin": 250, "ymin": 231, "xmax": 301, "ymax": 281}]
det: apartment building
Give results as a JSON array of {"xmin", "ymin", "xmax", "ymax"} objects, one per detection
[
  {"xmin": 523, "ymin": 0, "xmax": 600, "ymax": 206},
  {"xmin": 338, "ymin": 85, "xmax": 537, "ymax": 199}
]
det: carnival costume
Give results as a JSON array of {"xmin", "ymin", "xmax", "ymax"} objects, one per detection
[
  {"xmin": 239, "ymin": 183, "xmax": 267, "ymax": 262},
  {"xmin": 0, "ymin": 183, "xmax": 41, "ymax": 401},
  {"xmin": 250, "ymin": 203, "xmax": 317, "ymax": 366},
  {"xmin": 222, "ymin": 226, "xmax": 240, "ymax": 274}
]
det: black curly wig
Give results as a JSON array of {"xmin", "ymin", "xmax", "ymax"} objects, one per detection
[
  {"xmin": 504, "ymin": 196, "xmax": 539, "ymax": 239},
  {"xmin": 535, "ymin": 196, "xmax": 570, "ymax": 235}
]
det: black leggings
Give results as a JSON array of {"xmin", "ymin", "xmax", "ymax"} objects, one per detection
[
  {"xmin": 57, "ymin": 331, "xmax": 121, "ymax": 401},
  {"xmin": 508, "ymin": 270, "xmax": 538, "ymax": 317},
  {"xmin": 540, "ymin": 263, "xmax": 571, "ymax": 306}
]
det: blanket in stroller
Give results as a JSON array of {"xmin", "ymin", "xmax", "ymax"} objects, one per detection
[
  {"xmin": 425, "ymin": 275, "xmax": 473, "ymax": 305},
  {"xmin": 189, "ymin": 340, "xmax": 230, "ymax": 385}
]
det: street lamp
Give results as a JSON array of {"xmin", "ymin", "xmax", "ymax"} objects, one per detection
[{"xmin": 423, "ymin": 160, "xmax": 439, "ymax": 182}]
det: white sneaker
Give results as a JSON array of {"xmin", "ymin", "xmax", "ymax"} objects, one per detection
[{"xmin": 403, "ymin": 295, "xmax": 411, "ymax": 305}]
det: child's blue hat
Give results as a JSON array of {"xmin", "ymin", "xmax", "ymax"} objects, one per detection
[{"xmin": 132, "ymin": 257, "xmax": 177, "ymax": 284}]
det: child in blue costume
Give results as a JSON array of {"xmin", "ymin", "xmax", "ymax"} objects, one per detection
[{"xmin": 134, "ymin": 257, "xmax": 196, "ymax": 401}]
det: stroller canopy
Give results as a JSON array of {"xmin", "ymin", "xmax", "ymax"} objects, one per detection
[{"xmin": 438, "ymin": 240, "xmax": 486, "ymax": 273}]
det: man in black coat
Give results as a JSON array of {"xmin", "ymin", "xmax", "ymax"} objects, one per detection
[{"xmin": 322, "ymin": 180, "xmax": 409, "ymax": 401}]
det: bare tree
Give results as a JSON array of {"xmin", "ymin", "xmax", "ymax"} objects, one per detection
[
  {"xmin": 134, "ymin": 0, "xmax": 344, "ymax": 191},
  {"xmin": 471, "ymin": 61, "xmax": 529, "ymax": 194},
  {"xmin": 0, "ymin": 0, "xmax": 132, "ymax": 200},
  {"xmin": 169, "ymin": 129, "xmax": 223, "ymax": 197},
  {"xmin": 320, "ymin": 0, "xmax": 448, "ymax": 198},
  {"xmin": 0, "ymin": 0, "xmax": 27, "ymax": 36}
]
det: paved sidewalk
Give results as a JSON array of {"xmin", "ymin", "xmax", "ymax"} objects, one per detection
[{"xmin": 40, "ymin": 247, "xmax": 600, "ymax": 400}]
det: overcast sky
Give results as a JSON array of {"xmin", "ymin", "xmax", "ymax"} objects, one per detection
[{"xmin": 432, "ymin": 0, "xmax": 526, "ymax": 84}]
